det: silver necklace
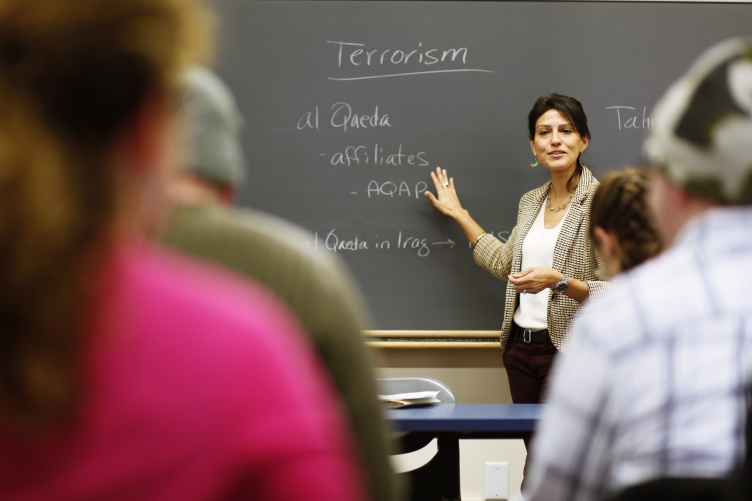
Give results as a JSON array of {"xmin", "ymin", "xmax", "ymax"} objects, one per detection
[{"xmin": 547, "ymin": 193, "xmax": 573, "ymax": 212}]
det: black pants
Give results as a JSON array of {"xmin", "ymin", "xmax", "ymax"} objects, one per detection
[
  {"xmin": 502, "ymin": 324, "xmax": 558, "ymax": 404},
  {"xmin": 502, "ymin": 323, "xmax": 559, "ymax": 491}
]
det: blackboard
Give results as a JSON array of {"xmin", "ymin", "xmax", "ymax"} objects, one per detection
[{"xmin": 210, "ymin": 0, "xmax": 752, "ymax": 330}]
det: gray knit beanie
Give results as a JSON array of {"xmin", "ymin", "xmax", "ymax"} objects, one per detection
[
  {"xmin": 644, "ymin": 37, "xmax": 752, "ymax": 204},
  {"xmin": 180, "ymin": 66, "xmax": 246, "ymax": 189}
]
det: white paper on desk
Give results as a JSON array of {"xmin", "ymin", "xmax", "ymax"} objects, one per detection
[{"xmin": 378, "ymin": 390, "xmax": 441, "ymax": 409}]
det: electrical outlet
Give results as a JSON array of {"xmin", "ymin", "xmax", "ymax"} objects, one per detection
[{"xmin": 484, "ymin": 461, "xmax": 509, "ymax": 500}]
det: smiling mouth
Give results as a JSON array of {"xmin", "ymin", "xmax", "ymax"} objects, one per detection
[{"xmin": 549, "ymin": 150, "xmax": 566, "ymax": 156}]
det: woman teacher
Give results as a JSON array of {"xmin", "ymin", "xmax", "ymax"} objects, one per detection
[{"xmin": 425, "ymin": 93, "xmax": 609, "ymax": 404}]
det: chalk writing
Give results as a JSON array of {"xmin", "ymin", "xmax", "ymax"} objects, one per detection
[
  {"xmin": 366, "ymin": 180, "xmax": 428, "ymax": 199},
  {"xmin": 606, "ymin": 106, "xmax": 654, "ymax": 130},
  {"xmin": 326, "ymin": 40, "xmax": 493, "ymax": 80},
  {"xmin": 331, "ymin": 102, "xmax": 391, "ymax": 132},
  {"xmin": 325, "ymin": 230, "xmax": 369, "ymax": 252},
  {"xmin": 330, "ymin": 146, "xmax": 368, "ymax": 166},
  {"xmin": 329, "ymin": 143, "xmax": 429, "ymax": 167},
  {"xmin": 303, "ymin": 228, "xmax": 508, "ymax": 257},
  {"xmin": 297, "ymin": 102, "xmax": 392, "ymax": 132},
  {"xmin": 303, "ymin": 229, "xmax": 446, "ymax": 257},
  {"xmin": 329, "ymin": 40, "xmax": 469, "ymax": 67},
  {"xmin": 294, "ymin": 102, "xmax": 429, "ymax": 168}
]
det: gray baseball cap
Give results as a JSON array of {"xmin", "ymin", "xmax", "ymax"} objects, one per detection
[
  {"xmin": 180, "ymin": 66, "xmax": 246, "ymax": 189},
  {"xmin": 644, "ymin": 37, "xmax": 752, "ymax": 204}
]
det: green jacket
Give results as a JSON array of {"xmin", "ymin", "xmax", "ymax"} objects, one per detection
[{"xmin": 159, "ymin": 203, "xmax": 403, "ymax": 501}]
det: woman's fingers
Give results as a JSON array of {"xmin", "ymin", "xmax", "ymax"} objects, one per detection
[
  {"xmin": 434, "ymin": 167, "xmax": 451, "ymax": 188},
  {"xmin": 429, "ymin": 170, "xmax": 443, "ymax": 190},
  {"xmin": 509, "ymin": 267, "xmax": 555, "ymax": 294},
  {"xmin": 439, "ymin": 167, "xmax": 447, "ymax": 187},
  {"xmin": 509, "ymin": 271, "xmax": 532, "ymax": 294},
  {"xmin": 426, "ymin": 166, "xmax": 463, "ymax": 217}
]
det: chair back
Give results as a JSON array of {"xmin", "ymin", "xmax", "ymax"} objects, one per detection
[
  {"xmin": 375, "ymin": 377, "xmax": 456, "ymax": 404},
  {"xmin": 377, "ymin": 378, "xmax": 458, "ymax": 501}
]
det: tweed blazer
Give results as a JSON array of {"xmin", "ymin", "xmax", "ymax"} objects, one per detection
[{"xmin": 473, "ymin": 166, "xmax": 609, "ymax": 352}]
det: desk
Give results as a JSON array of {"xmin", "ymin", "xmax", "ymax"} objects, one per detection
[{"xmin": 385, "ymin": 404, "xmax": 542, "ymax": 501}]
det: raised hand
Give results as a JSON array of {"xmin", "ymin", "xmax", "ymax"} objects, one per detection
[
  {"xmin": 424, "ymin": 167, "xmax": 466, "ymax": 219},
  {"xmin": 424, "ymin": 166, "xmax": 487, "ymax": 245}
]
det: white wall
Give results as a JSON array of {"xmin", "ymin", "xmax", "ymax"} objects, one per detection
[{"xmin": 374, "ymin": 347, "xmax": 527, "ymax": 501}]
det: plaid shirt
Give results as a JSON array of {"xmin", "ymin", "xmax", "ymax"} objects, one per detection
[
  {"xmin": 473, "ymin": 166, "xmax": 609, "ymax": 352},
  {"xmin": 523, "ymin": 208, "xmax": 752, "ymax": 501}
]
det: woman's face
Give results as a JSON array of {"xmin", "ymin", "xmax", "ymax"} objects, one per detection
[{"xmin": 530, "ymin": 109, "xmax": 588, "ymax": 174}]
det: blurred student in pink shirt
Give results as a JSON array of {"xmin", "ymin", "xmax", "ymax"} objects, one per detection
[{"xmin": 0, "ymin": 1, "xmax": 367, "ymax": 500}]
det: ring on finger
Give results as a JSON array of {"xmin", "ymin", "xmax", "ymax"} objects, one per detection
[{"xmin": 442, "ymin": 181, "xmax": 449, "ymax": 187}]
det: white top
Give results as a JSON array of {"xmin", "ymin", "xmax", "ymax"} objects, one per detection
[
  {"xmin": 521, "ymin": 207, "xmax": 752, "ymax": 501},
  {"xmin": 512, "ymin": 199, "xmax": 567, "ymax": 330}
]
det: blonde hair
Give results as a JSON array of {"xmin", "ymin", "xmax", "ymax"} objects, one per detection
[
  {"xmin": 0, "ymin": 0, "xmax": 212, "ymax": 433},
  {"xmin": 590, "ymin": 168, "xmax": 662, "ymax": 274}
]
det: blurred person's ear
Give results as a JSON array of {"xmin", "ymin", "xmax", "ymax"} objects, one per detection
[
  {"xmin": 120, "ymin": 91, "xmax": 180, "ymax": 177},
  {"xmin": 217, "ymin": 185, "xmax": 235, "ymax": 204},
  {"xmin": 646, "ymin": 169, "xmax": 715, "ymax": 248},
  {"xmin": 593, "ymin": 226, "xmax": 622, "ymax": 279},
  {"xmin": 113, "ymin": 91, "xmax": 181, "ymax": 235},
  {"xmin": 165, "ymin": 171, "xmax": 236, "ymax": 207}
]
